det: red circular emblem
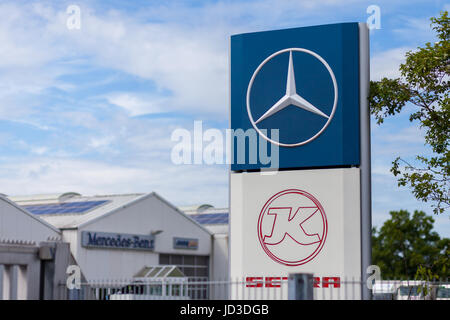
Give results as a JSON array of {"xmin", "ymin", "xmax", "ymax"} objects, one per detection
[{"xmin": 257, "ymin": 189, "xmax": 328, "ymax": 266}]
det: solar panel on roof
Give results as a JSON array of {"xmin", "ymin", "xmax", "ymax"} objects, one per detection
[
  {"xmin": 22, "ymin": 200, "xmax": 109, "ymax": 215},
  {"xmin": 191, "ymin": 213, "xmax": 229, "ymax": 225}
]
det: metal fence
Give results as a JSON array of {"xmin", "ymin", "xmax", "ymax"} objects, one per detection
[
  {"xmin": 57, "ymin": 277, "xmax": 450, "ymax": 300},
  {"xmin": 369, "ymin": 279, "xmax": 450, "ymax": 301}
]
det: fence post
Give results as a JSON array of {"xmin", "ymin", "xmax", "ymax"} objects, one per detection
[{"xmin": 288, "ymin": 273, "xmax": 313, "ymax": 300}]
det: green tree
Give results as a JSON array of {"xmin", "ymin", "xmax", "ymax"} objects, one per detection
[
  {"xmin": 372, "ymin": 210, "xmax": 449, "ymax": 280},
  {"xmin": 369, "ymin": 11, "xmax": 449, "ymax": 214}
]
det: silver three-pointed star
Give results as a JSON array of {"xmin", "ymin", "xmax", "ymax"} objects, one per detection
[{"xmin": 254, "ymin": 51, "xmax": 329, "ymax": 124}]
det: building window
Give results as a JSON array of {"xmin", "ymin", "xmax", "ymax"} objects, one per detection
[
  {"xmin": 159, "ymin": 254, "xmax": 210, "ymax": 299},
  {"xmin": 159, "ymin": 254, "xmax": 209, "ymax": 278}
]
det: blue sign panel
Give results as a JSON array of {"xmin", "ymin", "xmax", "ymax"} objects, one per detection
[
  {"xmin": 81, "ymin": 231, "xmax": 154, "ymax": 251},
  {"xmin": 173, "ymin": 237, "xmax": 199, "ymax": 250},
  {"xmin": 231, "ymin": 23, "xmax": 360, "ymax": 171}
]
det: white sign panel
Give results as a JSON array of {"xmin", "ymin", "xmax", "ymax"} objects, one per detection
[{"xmin": 230, "ymin": 168, "xmax": 361, "ymax": 300}]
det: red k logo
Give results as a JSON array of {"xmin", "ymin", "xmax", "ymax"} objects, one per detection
[
  {"xmin": 257, "ymin": 189, "xmax": 327, "ymax": 266},
  {"xmin": 263, "ymin": 207, "xmax": 322, "ymax": 245}
]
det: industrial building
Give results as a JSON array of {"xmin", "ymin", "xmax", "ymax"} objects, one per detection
[
  {"xmin": 0, "ymin": 191, "xmax": 231, "ymax": 300},
  {"xmin": 5, "ymin": 192, "xmax": 229, "ymax": 283}
]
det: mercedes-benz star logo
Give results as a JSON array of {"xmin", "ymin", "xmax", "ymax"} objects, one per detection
[{"xmin": 246, "ymin": 48, "xmax": 338, "ymax": 147}]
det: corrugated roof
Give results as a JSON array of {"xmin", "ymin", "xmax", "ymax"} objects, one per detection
[
  {"xmin": 190, "ymin": 213, "xmax": 228, "ymax": 225},
  {"xmin": 9, "ymin": 193, "xmax": 71, "ymax": 204},
  {"xmin": 180, "ymin": 205, "xmax": 228, "ymax": 215},
  {"xmin": 10, "ymin": 193, "xmax": 213, "ymax": 236},
  {"xmin": 178, "ymin": 204, "xmax": 215, "ymax": 214},
  {"xmin": 180, "ymin": 206, "xmax": 229, "ymax": 235},
  {"xmin": 11, "ymin": 193, "xmax": 147, "ymax": 229}
]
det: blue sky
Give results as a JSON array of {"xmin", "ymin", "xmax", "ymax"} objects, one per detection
[{"xmin": 0, "ymin": 0, "xmax": 448, "ymax": 236}]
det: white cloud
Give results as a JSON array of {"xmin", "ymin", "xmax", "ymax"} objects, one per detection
[
  {"xmin": 0, "ymin": 0, "xmax": 372, "ymax": 118},
  {"xmin": 392, "ymin": 16, "xmax": 435, "ymax": 42},
  {"xmin": 371, "ymin": 118, "xmax": 429, "ymax": 161},
  {"xmin": 88, "ymin": 135, "xmax": 115, "ymax": 149},
  {"xmin": 370, "ymin": 47, "xmax": 410, "ymax": 80},
  {"xmin": 380, "ymin": 125, "xmax": 424, "ymax": 144},
  {"xmin": 369, "ymin": 8, "xmax": 442, "ymax": 81},
  {"xmin": 106, "ymin": 93, "xmax": 169, "ymax": 116},
  {"xmin": 31, "ymin": 147, "xmax": 49, "ymax": 155},
  {"xmin": 0, "ymin": 3, "xmax": 57, "ymax": 69},
  {"xmin": 0, "ymin": 157, "xmax": 228, "ymax": 207}
]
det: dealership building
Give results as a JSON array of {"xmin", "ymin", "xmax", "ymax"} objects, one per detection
[{"xmin": 6, "ymin": 192, "xmax": 229, "ymax": 284}]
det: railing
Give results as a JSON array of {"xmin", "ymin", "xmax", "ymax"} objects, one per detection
[{"xmin": 57, "ymin": 277, "xmax": 450, "ymax": 300}]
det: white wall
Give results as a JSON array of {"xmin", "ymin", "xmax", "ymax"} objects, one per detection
[
  {"xmin": 230, "ymin": 168, "xmax": 361, "ymax": 300},
  {"xmin": 60, "ymin": 229, "xmax": 79, "ymax": 258},
  {"xmin": 211, "ymin": 234, "xmax": 228, "ymax": 280},
  {"xmin": 0, "ymin": 197, "xmax": 60, "ymax": 243},
  {"xmin": 72, "ymin": 194, "xmax": 212, "ymax": 280}
]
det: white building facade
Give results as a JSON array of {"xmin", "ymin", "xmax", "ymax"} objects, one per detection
[
  {"xmin": 181, "ymin": 205, "xmax": 229, "ymax": 283},
  {"xmin": 10, "ymin": 193, "xmax": 213, "ymax": 281},
  {"xmin": 0, "ymin": 195, "xmax": 65, "ymax": 300}
]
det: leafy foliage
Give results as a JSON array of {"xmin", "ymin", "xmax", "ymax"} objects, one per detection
[
  {"xmin": 372, "ymin": 210, "xmax": 449, "ymax": 280},
  {"xmin": 369, "ymin": 11, "xmax": 450, "ymax": 214}
]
